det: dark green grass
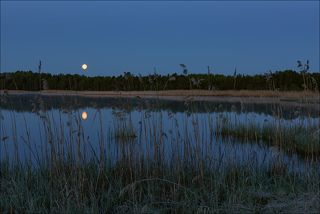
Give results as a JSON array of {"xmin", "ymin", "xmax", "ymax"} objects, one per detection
[{"xmin": 1, "ymin": 160, "xmax": 319, "ymax": 213}]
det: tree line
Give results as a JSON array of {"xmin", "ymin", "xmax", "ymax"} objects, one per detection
[{"xmin": 1, "ymin": 69, "xmax": 319, "ymax": 91}]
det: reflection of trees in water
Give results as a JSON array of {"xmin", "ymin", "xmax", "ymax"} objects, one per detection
[{"xmin": 0, "ymin": 94, "xmax": 319, "ymax": 119}]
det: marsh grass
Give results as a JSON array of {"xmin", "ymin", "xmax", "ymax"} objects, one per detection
[
  {"xmin": 1, "ymin": 159, "xmax": 319, "ymax": 213},
  {"xmin": 1, "ymin": 97, "xmax": 319, "ymax": 213},
  {"xmin": 215, "ymin": 113, "xmax": 320, "ymax": 157}
]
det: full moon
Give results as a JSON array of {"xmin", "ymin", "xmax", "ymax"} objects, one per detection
[
  {"xmin": 82, "ymin": 64, "xmax": 88, "ymax": 70},
  {"xmin": 81, "ymin": 111, "xmax": 88, "ymax": 120}
]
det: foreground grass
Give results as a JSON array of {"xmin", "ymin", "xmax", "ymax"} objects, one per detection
[{"xmin": 1, "ymin": 160, "xmax": 319, "ymax": 213}]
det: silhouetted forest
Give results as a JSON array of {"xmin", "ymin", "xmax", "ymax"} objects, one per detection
[{"xmin": 0, "ymin": 70, "xmax": 319, "ymax": 91}]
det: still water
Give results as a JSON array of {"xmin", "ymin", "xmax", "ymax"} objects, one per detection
[{"xmin": 1, "ymin": 94, "xmax": 319, "ymax": 172}]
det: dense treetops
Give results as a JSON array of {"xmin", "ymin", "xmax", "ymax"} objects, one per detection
[{"xmin": 0, "ymin": 70, "xmax": 319, "ymax": 91}]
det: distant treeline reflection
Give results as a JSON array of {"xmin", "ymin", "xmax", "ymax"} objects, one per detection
[
  {"xmin": 0, "ymin": 95, "xmax": 318, "ymax": 119},
  {"xmin": 1, "ymin": 70, "xmax": 319, "ymax": 91}
]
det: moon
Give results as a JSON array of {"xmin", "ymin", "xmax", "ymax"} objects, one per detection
[
  {"xmin": 81, "ymin": 111, "xmax": 88, "ymax": 120},
  {"xmin": 82, "ymin": 64, "xmax": 88, "ymax": 70}
]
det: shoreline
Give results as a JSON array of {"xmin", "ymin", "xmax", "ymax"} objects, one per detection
[{"xmin": 1, "ymin": 89, "xmax": 319, "ymax": 103}]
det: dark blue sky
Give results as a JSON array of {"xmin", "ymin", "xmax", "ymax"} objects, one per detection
[{"xmin": 1, "ymin": 1, "xmax": 319, "ymax": 76}]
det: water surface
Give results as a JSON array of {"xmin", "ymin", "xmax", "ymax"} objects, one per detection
[{"xmin": 1, "ymin": 94, "xmax": 319, "ymax": 173}]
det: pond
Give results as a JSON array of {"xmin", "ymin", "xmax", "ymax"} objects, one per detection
[{"xmin": 0, "ymin": 94, "xmax": 319, "ymax": 173}]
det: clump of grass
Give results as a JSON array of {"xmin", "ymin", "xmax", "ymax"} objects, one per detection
[
  {"xmin": 213, "ymin": 112, "xmax": 320, "ymax": 157},
  {"xmin": 114, "ymin": 127, "xmax": 137, "ymax": 142},
  {"xmin": 293, "ymin": 128, "xmax": 320, "ymax": 156},
  {"xmin": 112, "ymin": 111, "xmax": 137, "ymax": 143}
]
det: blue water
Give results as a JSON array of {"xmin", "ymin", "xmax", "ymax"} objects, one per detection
[{"xmin": 0, "ymin": 95, "xmax": 319, "ymax": 173}]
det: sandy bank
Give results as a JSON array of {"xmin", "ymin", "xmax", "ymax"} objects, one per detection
[{"xmin": 1, "ymin": 89, "xmax": 319, "ymax": 104}]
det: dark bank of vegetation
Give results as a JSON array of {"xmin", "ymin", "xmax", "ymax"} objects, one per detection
[{"xmin": 1, "ymin": 69, "xmax": 319, "ymax": 91}]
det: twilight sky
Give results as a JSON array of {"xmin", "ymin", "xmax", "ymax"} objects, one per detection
[{"xmin": 1, "ymin": 1, "xmax": 319, "ymax": 76}]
